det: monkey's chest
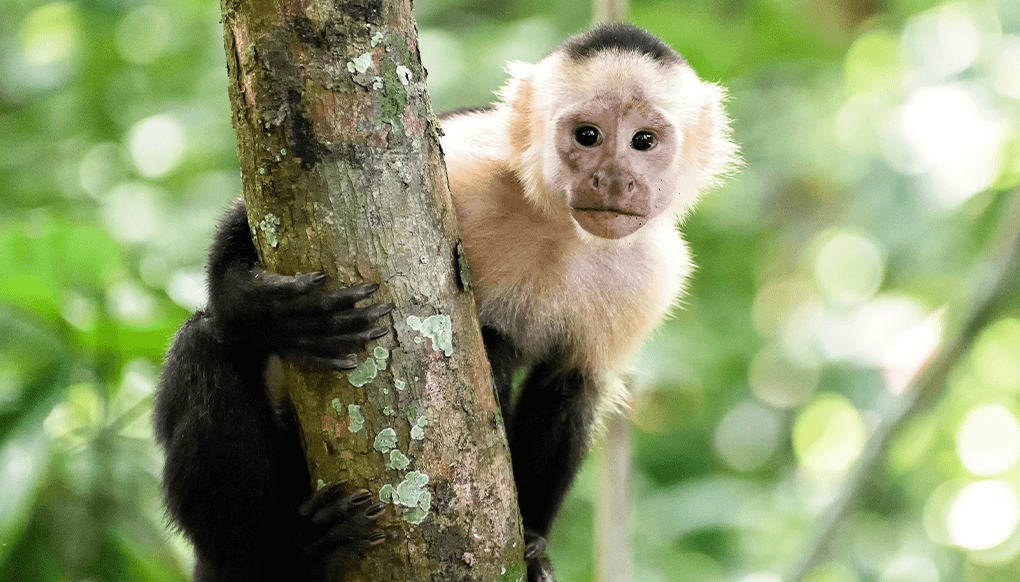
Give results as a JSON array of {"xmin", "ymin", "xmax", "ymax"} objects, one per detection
[{"xmin": 472, "ymin": 239, "xmax": 686, "ymax": 374}]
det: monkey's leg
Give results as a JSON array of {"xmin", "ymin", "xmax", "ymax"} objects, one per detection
[
  {"xmin": 506, "ymin": 358, "xmax": 595, "ymax": 582},
  {"xmin": 510, "ymin": 359, "xmax": 595, "ymax": 524}
]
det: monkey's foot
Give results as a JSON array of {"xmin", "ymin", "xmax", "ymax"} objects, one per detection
[
  {"xmin": 524, "ymin": 530, "xmax": 556, "ymax": 582},
  {"xmin": 297, "ymin": 481, "xmax": 387, "ymax": 581}
]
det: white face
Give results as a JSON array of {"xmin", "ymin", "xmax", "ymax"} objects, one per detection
[{"xmin": 550, "ymin": 87, "xmax": 682, "ymax": 239}]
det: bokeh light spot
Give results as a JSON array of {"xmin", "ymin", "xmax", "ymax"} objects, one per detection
[
  {"xmin": 992, "ymin": 35, "xmax": 1020, "ymax": 99},
  {"xmin": 793, "ymin": 394, "xmax": 866, "ymax": 480},
  {"xmin": 890, "ymin": 84, "xmax": 1004, "ymax": 206},
  {"xmin": 813, "ymin": 231, "xmax": 884, "ymax": 307},
  {"xmin": 947, "ymin": 480, "xmax": 1019, "ymax": 550},
  {"xmin": 956, "ymin": 404, "xmax": 1020, "ymax": 476},
  {"xmin": 971, "ymin": 318, "xmax": 1020, "ymax": 392},
  {"xmin": 128, "ymin": 114, "xmax": 186, "ymax": 178},
  {"xmin": 749, "ymin": 344, "xmax": 819, "ymax": 408},
  {"xmin": 713, "ymin": 400, "xmax": 782, "ymax": 472},
  {"xmin": 115, "ymin": 6, "xmax": 173, "ymax": 64},
  {"xmin": 20, "ymin": 2, "xmax": 77, "ymax": 66},
  {"xmin": 901, "ymin": 5, "xmax": 981, "ymax": 80},
  {"xmin": 878, "ymin": 555, "xmax": 939, "ymax": 582},
  {"xmin": 843, "ymin": 29, "xmax": 901, "ymax": 95}
]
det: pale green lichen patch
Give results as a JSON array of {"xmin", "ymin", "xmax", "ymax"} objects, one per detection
[
  {"xmin": 347, "ymin": 52, "xmax": 372, "ymax": 74},
  {"xmin": 396, "ymin": 64, "xmax": 412, "ymax": 86},
  {"xmin": 331, "ymin": 398, "xmax": 342, "ymax": 414},
  {"xmin": 410, "ymin": 414, "xmax": 427, "ymax": 440},
  {"xmin": 406, "ymin": 314, "xmax": 453, "ymax": 356},
  {"xmin": 394, "ymin": 379, "xmax": 406, "ymax": 391},
  {"xmin": 374, "ymin": 346, "xmax": 389, "ymax": 360},
  {"xmin": 394, "ymin": 471, "xmax": 430, "ymax": 524},
  {"xmin": 348, "ymin": 404, "xmax": 364, "ymax": 433},
  {"xmin": 373, "ymin": 428, "xmax": 397, "ymax": 452},
  {"xmin": 383, "ymin": 406, "xmax": 394, "ymax": 416},
  {"xmin": 316, "ymin": 479, "xmax": 325, "ymax": 490},
  {"xmin": 403, "ymin": 504, "xmax": 428, "ymax": 524},
  {"xmin": 370, "ymin": 31, "xmax": 383, "ymax": 47},
  {"xmin": 379, "ymin": 472, "xmax": 431, "ymax": 524},
  {"xmin": 346, "ymin": 357, "xmax": 377, "ymax": 387},
  {"xmin": 389, "ymin": 449, "xmax": 410, "ymax": 470},
  {"xmin": 257, "ymin": 214, "xmax": 280, "ymax": 248}
]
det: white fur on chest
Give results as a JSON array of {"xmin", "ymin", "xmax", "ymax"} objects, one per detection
[{"xmin": 474, "ymin": 222, "xmax": 690, "ymax": 374}]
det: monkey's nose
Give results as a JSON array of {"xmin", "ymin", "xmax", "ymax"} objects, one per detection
[{"xmin": 590, "ymin": 170, "xmax": 635, "ymax": 200}]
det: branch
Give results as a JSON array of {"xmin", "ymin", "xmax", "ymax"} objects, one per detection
[
  {"xmin": 785, "ymin": 190, "xmax": 1020, "ymax": 582},
  {"xmin": 217, "ymin": 0, "xmax": 525, "ymax": 579}
]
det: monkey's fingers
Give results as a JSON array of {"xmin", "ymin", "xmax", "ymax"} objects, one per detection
[
  {"xmin": 250, "ymin": 270, "xmax": 328, "ymax": 296},
  {"xmin": 278, "ymin": 302, "xmax": 394, "ymax": 336},
  {"xmin": 286, "ymin": 327, "xmax": 389, "ymax": 355}
]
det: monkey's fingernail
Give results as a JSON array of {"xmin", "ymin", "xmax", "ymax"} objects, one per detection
[
  {"xmin": 373, "ymin": 303, "xmax": 395, "ymax": 317},
  {"xmin": 369, "ymin": 327, "xmax": 389, "ymax": 340},
  {"xmin": 326, "ymin": 479, "xmax": 348, "ymax": 491},
  {"xmin": 365, "ymin": 503, "xmax": 387, "ymax": 519},
  {"xmin": 368, "ymin": 532, "xmax": 386, "ymax": 545},
  {"xmin": 349, "ymin": 490, "xmax": 372, "ymax": 505},
  {"xmin": 335, "ymin": 358, "xmax": 358, "ymax": 370},
  {"xmin": 311, "ymin": 272, "xmax": 327, "ymax": 283}
]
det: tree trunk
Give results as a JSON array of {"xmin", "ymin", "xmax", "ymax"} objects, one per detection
[{"xmin": 218, "ymin": 1, "xmax": 525, "ymax": 580}]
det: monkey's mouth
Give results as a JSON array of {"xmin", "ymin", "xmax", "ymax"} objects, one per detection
[{"xmin": 570, "ymin": 207, "xmax": 648, "ymax": 239}]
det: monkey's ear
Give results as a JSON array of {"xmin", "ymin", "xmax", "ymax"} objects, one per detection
[
  {"xmin": 684, "ymin": 83, "xmax": 740, "ymax": 186},
  {"xmin": 500, "ymin": 62, "xmax": 538, "ymax": 155}
]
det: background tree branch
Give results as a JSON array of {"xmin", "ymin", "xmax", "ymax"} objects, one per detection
[{"xmin": 785, "ymin": 189, "xmax": 1020, "ymax": 582}]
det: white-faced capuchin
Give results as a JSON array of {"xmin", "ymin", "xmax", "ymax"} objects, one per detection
[{"xmin": 154, "ymin": 22, "xmax": 736, "ymax": 582}]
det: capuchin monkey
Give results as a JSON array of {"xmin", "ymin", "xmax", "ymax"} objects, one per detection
[{"xmin": 154, "ymin": 22, "xmax": 736, "ymax": 582}]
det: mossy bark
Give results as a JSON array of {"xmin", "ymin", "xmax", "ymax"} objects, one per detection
[{"xmin": 218, "ymin": 0, "xmax": 525, "ymax": 579}]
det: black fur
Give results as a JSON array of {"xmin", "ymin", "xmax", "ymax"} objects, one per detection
[
  {"xmin": 154, "ymin": 199, "xmax": 390, "ymax": 582},
  {"xmin": 483, "ymin": 330, "xmax": 592, "ymax": 580},
  {"xmin": 562, "ymin": 22, "xmax": 683, "ymax": 65},
  {"xmin": 155, "ymin": 198, "xmax": 579, "ymax": 580}
]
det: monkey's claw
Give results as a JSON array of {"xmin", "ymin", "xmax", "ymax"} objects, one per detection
[{"xmin": 296, "ymin": 481, "xmax": 387, "ymax": 575}]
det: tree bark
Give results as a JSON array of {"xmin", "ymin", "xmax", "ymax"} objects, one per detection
[{"xmin": 218, "ymin": 1, "xmax": 525, "ymax": 580}]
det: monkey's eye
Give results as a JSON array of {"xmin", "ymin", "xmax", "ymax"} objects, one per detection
[
  {"xmin": 574, "ymin": 126, "xmax": 602, "ymax": 147},
  {"xmin": 631, "ymin": 131, "xmax": 656, "ymax": 151}
]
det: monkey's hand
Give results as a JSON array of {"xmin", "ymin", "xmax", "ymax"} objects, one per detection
[
  {"xmin": 297, "ymin": 481, "xmax": 388, "ymax": 582},
  {"xmin": 212, "ymin": 269, "xmax": 393, "ymax": 370},
  {"xmin": 524, "ymin": 529, "xmax": 557, "ymax": 582}
]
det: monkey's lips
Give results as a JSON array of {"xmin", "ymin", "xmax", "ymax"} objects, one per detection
[{"xmin": 570, "ymin": 207, "xmax": 648, "ymax": 239}]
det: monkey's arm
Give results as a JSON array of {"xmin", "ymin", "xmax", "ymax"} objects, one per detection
[{"xmin": 154, "ymin": 200, "xmax": 390, "ymax": 582}]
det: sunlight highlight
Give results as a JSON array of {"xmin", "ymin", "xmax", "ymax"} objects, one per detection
[
  {"xmin": 947, "ymin": 480, "xmax": 1019, "ymax": 550},
  {"xmin": 128, "ymin": 114, "xmax": 186, "ymax": 178},
  {"xmin": 956, "ymin": 404, "xmax": 1020, "ymax": 476}
]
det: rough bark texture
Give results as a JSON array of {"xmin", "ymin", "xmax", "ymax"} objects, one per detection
[{"xmin": 218, "ymin": 0, "xmax": 525, "ymax": 580}]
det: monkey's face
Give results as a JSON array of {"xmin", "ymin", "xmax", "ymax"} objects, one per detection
[{"xmin": 553, "ymin": 92, "xmax": 681, "ymax": 239}]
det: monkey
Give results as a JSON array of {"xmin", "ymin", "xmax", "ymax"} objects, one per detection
[{"xmin": 153, "ymin": 22, "xmax": 736, "ymax": 582}]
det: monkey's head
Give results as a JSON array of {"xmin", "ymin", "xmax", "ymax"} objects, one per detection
[{"xmin": 503, "ymin": 24, "xmax": 738, "ymax": 240}]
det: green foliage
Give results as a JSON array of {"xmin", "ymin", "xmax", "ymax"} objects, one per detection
[{"xmin": 2, "ymin": 0, "xmax": 1020, "ymax": 580}]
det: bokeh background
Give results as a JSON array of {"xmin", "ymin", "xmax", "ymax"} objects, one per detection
[{"xmin": 3, "ymin": 0, "xmax": 1020, "ymax": 580}]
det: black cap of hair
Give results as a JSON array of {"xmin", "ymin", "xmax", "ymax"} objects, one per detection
[{"xmin": 562, "ymin": 23, "xmax": 684, "ymax": 65}]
